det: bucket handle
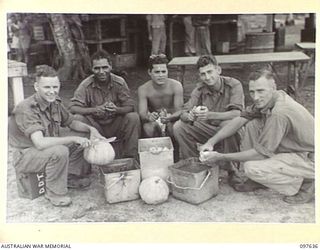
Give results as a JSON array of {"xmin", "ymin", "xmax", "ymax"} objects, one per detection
[{"xmin": 167, "ymin": 170, "xmax": 211, "ymax": 190}]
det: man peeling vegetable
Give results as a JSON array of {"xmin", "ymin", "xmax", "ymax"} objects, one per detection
[
  {"xmin": 173, "ymin": 55, "xmax": 245, "ymax": 181},
  {"xmin": 69, "ymin": 50, "xmax": 141, "ymax": 160},
  {"xmin": 138, "ymin": 54, "xmax": 183, "ymax": 161},
  {"xmin": 199, "ymin": 69, "xmax": 314, "ymax": 204},
  {"xmin": 8, "ymin": 65, "xmax": 104, "ymax": 207}
]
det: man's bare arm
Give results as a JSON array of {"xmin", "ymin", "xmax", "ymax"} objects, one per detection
[
  {"xmin": 138, "ymin": 85, "xmax": 150, "ymax": 123},
  {"xmin": 167, "ymin": 81, "xmax": 184, "ymax": 121}
]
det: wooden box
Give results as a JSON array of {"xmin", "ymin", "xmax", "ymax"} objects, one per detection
[{"xmin": 16, "ymin": 171, "xmax": 46, "ymax": 200}]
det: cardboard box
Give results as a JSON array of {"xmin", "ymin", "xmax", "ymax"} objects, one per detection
[
  {"xmin": 16, "ymin": 171, "xmax": 46, "ymax": 200},
  {"xmin": 138, "ymin": 137, "xmax": 174, "ymax": 180},
  {"xmin": 98, "ymin": 158, "xmax": 141, "ymax": 204}
]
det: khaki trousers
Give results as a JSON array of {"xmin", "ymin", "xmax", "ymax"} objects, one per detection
[{"xmin": 241, "ymin": 119, "xmax": 314, "ymax": 195}]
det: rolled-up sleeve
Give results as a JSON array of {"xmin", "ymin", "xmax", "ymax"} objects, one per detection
[
  {"xmin": 70, "ymin": 84, "xmax": 87, "ymax": 108},
  {"xmin": 254, "ymin": 114, "xmax": 289, "ymax": 157},
  {"xmin": 15, "ymin": 107, "xmax": 45, "ymax": 138},
  {"xmin": 60, "ymin": 104, "xmax": 74, "ymax": 127},
  {"xmin": 183, "ymin": 88, "xmax": 201, "ymax": 111},
  {"xmin": 225, "ymin": 80, "xmax": 244, "ymax": 111},
  {"xmin": 118, "ymin": 85, "xmax": 135, "ymax": 108}
]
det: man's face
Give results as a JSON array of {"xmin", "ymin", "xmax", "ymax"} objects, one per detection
[
  {"xmin": 198, "ymin": 64, "xmax": 221, "ymax": 86},
  {"xmin": 34, "ymin": 76, "xmax": 60, "ymax": 103},
  {"xmin": 148, "ymin": 64, "xmax": 168, "ymax": 85},
  {"xmin": 249, "ymin": 76, "xmax": 276, "ymax": 109},
  {"xmin": 92, "ymin": 58, "xmax": 112, "ymax": 82}
]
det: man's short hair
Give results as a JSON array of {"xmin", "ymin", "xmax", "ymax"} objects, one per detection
[
  {"xmin": 148, "ymin": 54, "xmax": 168, "ymax": 70},
  {"xmin": 35, "ymin": 65, "xmax": 58, "ymax": 81},
  {"xmin": 248, "ymin": 68, "xmax": 275, "ymax": 82},
  {"xmin": 196, "ymin": 55, "xmax": 218, "ymax": 69},
  {"xmin": 91, "ymin": 49, "xmax": 111, "ymax": 64}
]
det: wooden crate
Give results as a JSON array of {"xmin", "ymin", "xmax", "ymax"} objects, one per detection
[{"xmin": 16, "ymin": 171, "xmax": 46, "ymax": 200}]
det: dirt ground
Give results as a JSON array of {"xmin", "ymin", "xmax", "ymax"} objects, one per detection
[{"xmin": 6, "ymin": 18, "xmax": 316, "ymax": 223}]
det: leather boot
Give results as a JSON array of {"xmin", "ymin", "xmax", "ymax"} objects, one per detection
[
  {"xmin": 283, "ymin": 179, "xmax": 315, "ymax": 204},
  {"xmin": 233, "ymin": 178, "xmax": 268, "ymax": 192}
]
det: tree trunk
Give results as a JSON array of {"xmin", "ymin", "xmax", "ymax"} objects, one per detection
[
  {"xmin": 48, "ymin": 14, "xmax": 77, "ymax": 81},
  {"xmin": 67, "ymin": 14, "xmax": 91, "ymax": 80}
]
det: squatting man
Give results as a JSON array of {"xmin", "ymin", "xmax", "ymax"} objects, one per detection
[
  {"xmin": 8, "ymin": 65, "xmax": 106, "ymax": 207},
  {"xmin": 199, "ymin": 69, "xmax": 315, "ymax": 204},
  {"xmin": 138, "ymin": 54, "xmax": 183, "ymax": 161}
]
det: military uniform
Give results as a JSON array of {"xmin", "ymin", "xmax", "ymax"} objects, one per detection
[
  {"xmin": 173, "ymin": 76, "xmax": 244, "ymax": 159},
  {"xmin": 8, "ymin": 93, "xmax": 89, "ymax": 195},
  {"xmin": 70, "ymin": 73, "xmax": 140, "ymax": 159},
  {"xmin": 240, "ymin": 90, "xmax": 314, "ymax": 195}
]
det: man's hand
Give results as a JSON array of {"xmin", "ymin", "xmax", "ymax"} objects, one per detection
[
  {"xmin": 160, "ymin": 116, "xmax": 171, "ymax": 124},
  {"xmin": 104, "ymin": 102, "xmax": 118, "ymax": 114},
  {"xmin": 89, "ymin": 127, "xmax": 105, "ymax": 140},
  {"xmin": 160, "ymin": 111, "xmax": 172, "ymax": 124},
  {"xmin": 199, "ymin": 151, "xmax": 222, "ymax": 163},
  {"xmin": 147, "ymin": 112, "xmax": 160, "ymax": 122},
  {"xmin": 73, "ymin": 137, "xmax": 91, "ymax": 148},
  {"xmin": 194, "ymin": 106, "xmax": 209, "ymax": 121},
  {"xmin": 198, "ymin": 141, "xmax": 214, "ymax": 152},
  {"xmin": 94, "ymin": 105, "xmax": 107, "ymax": 116},
  {"xmin": 187, "ymin": 106, "xmax": 197, "ymax": 122}
]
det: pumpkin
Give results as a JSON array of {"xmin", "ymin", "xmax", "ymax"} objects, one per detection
[
  {"xmin": 83, "ymin": 138, "xmax": 115, "ymax": 165},
  {"xmin": 139, "ymin": 176, "xmax": 169, "ymax": 205}
]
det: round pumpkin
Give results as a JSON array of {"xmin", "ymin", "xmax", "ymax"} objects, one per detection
[
  {"xmin": 83, "ymin": 138, "xmax": 115, "ymax": 165},
  {"xmin": 139, "ymin": 176, "xmax": 169, "ymax": 205}
]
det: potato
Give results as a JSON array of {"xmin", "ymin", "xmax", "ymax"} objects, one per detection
[{"xmin": 194, "ymin": 106, "xmax": 208, "ymax": 113}]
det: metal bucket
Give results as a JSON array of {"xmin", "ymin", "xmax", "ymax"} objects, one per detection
[{"xmin": 168, "ymin": 158, "xmax": 219, "ymax": 204}]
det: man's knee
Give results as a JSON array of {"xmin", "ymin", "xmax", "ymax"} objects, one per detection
[
  {"xmin": 45, "ymin": 145, "xmax": 69, "ymax": 162},
  {"xmin": 173, "ymin": 120, "xmax": 185, "ymax": 136},
  {"xmin": 166, "ymin": 122, "xmax": 175, "ymax": 138},
  {"xmin": 73, "ymin": 114, "xmax": 89, "ymax": 124},
  {"xmin": 143, "ymin": 122, "xmax": 158, "ymax": 137},
  {"xmin": 243, "ymin": 160, "xmax": 263, "ymax": 178},
  {"xmin": 124, "ymin": 112, "xmax": 140, "ymax": 125}
]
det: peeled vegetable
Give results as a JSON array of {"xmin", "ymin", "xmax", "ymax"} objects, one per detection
[
  {"xmin": 139, "ymin": 176, "xmax": 169, "ymax": 205},
  {"xmin": 194, "ymin": 106, "xmax": 208, "ymax": 113},
  {"xmin": 149, "ymin": 146, "xmax": 170, "ymax": 154},
  {"xmin": 84, "ymin": 138, "xmax": 115, "ymax": 165}
]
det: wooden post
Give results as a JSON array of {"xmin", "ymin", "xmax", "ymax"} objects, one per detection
[
  {"xmin": 120, "ymin": 17, "xmax": 127, "ymax": 53},
  {"xmin": 96, "ymin": 19, "xmax": 102, "ymax": 51},
  {"xmin": 265, "ymin": 14, "xmax": 273, "ymax": 32},
  {"xmin": 8, "ymin": 60, "xmax": 28, "ymax": 106}
]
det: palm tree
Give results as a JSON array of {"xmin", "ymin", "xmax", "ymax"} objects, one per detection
[{"xmin": 48, "ymin": 14, "xmax": 91, "ymax": 81}]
